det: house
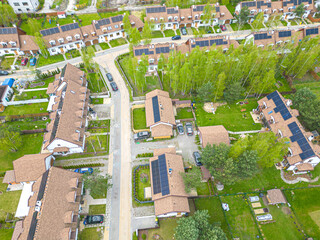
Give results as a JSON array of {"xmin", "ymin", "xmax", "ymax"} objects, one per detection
[
  {"xmin": 0, "ymin": 85, "xmax": 14, "ymax": 109},
  {"xmin": 303, "ymin": 25, "xmax": 320, "ymax": 39},
  {"xmin": 274, "ymin": 29, "xmax": 304, "ymax": 45},
  {"xmin": 257, "ymin": 91, "xmax": 320, "ymax": 174},
  {"xmin": 149, "ymin": 148, "xmax": 190, "ymax": 217},
  {"xmin": 145, "ymin": 89, "xmax": 176, "ymax": 139},
  {"xmin": 44, "ymin": 64, "xmax": 90, "ymax": 155},
  {"xmin": 57, "ymin": 11, "xmax": 67, "ymax": 18},
  {"xmin": 245, "ymin": 31, "xmax": 276, "ymax": 48},
  {"xmin": 11, "ymin": 167, "xmax": 83, "ymax": 239},
  {"xmin": 266, "ymin": 189, "xmax": 287, "ymax": 205},
  {"xmin": 198, "ymin": 125, "xmax": 230, "ymax": 148},
  {"xmin": 7, "ymin": 0, "xmax": 40, "ymax": 13},
  {"xmin": 186, "ymin": 35, "xmax": 239, "ymax": 51}
]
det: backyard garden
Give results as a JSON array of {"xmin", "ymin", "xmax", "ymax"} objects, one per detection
[
  {"xmin": 85, "ymin": 135, "xmax": 109, "ymax": 154},
  {"xmin": 175, "ymin": 107, "xmax": 193, "ymax": 120},
  {"xmin": 132, "ymin": 108, "xmax": 147, "ymax": 130},
  {"xmin": 87, "ymin": 119, "xmax": 110, "ymax": 133}
]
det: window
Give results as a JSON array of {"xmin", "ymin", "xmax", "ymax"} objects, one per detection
[
  {"xmin": 26, "ymin": 8, "xmax": 30, "ymax": 11},
  {"xmin": 115, "ymin": 24, "xmax": 119, "ymax": 28},
  {"xmin": 168, "ymin": 24, "xmax": 171, "ymax": 27},
  {"xmin": 17, "ymin": 8, "xmax": 22, "ymax": 11},
  {"xmin": 110, "ymin": 34, "xmax": 113, "ymax": 37},
  {"xmin": 116, "ymin": 32, "xmax": 120, "ymax": 36},
  {"xmin": 13, "ymin": 2, "xmax": 19, "ymax": 6},
  {"xmin": 107, "ymin": 26, "xmax": 112, "ymax": 30},
  {"xmin": 22, "ymin": 2, "xmax": 28, "ymax": 5}
]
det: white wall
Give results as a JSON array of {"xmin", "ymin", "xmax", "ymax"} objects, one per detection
[
  {"xmin": 45, "ymin": 155, "xmax": 54, "ymax": 170},
  {"xmin": 7, "ymin": 0, "xmax": 39, "ymax": 13},
  {"xmin": 1, "ymin": 87, "xmax": 14, "ymax": 106},
  {"xmin": 47, "ymin": 139, "xmax": 84, "ymax": 154},
  {"xmin": 157, "ymin": 212, "xmax": 187, "ymax": 218},
  {"xmin": 0, "ymin": 48, "xmax": 18, "ymax": 56},
  {"xmin": 98, "ymin": 30, "xmax": 125, "ymax": 43},
  {"xmin": 48, "ymin": 41, "xmax": 84, "ymax": 56}
]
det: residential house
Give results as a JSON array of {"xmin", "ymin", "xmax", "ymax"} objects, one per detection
[
  {"xmin": 266, "ymin": 189, "xmax": 287, "ymax": 205},
  {"xmin": 198, "ymin": 125, "xmax": 230, "ymax": 148},
  {"xmin": 7, "ymin": 0, "xmax": 39, "ymax": 13},
  {"xmin": 44, "ymin": 63, "xmax": 90, "ymax": 155},
  {"xmin": 246, "ymin": 31, "xmax": 276, "ymax": 48},
  {"xmin": 149, "ymin": 148, "xmax": 190, "ymax": 217},
  {"xmin": 145, "ymin": 89, "xmax": 176, "ymax": 139},
  {"xmin": 274, "ymin": 29, "xmax": 304, "ymax": 45},
  {"xmin": 11, "ymin": 167, "xmax": 83, "ymax": 240},
  {"xmin": 257, "ymin": 91, "xmax": 320, "ymax": 174},
  {"xmin": 303, "ymin": 25, "xmax": 320, "ymax": 39},
  {"xmin": 186, "ymin": 35, "xmax": 239, "ymax": 51}
]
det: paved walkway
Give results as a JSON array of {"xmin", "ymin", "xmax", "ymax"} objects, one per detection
[{"xmin": 280, "ymin": 169, "xmax": 320, "ymax": 184}]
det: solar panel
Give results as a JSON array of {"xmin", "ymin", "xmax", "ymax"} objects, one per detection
[
  {"xmin": 266, "ymin": 91, "xmax": 292, "ymax": 121},
  {"xmin": 279, "ymin": 31, "xmax": 292, "ymax": 38},
  {"xmin": 40, "ymin": 27, "xmax": 60, "ymax": 37},
  {"xmin": 158, "ymin": 154, "xmax": 170, "ymax": 196},
  {"xmin": 254, "ymin": 33, "xmax": 270, "ymax": 40},
  {"xmin": 306, "ymin": 28, "xmax": 319, "ymax": 36},
  {"xmin": 193, "ymin": 5, "xmax": 204, "ymax": 11},
  {"xmin": 0, "ymin": 28, "xmax": 17, "ymax": 34},
  {"xmin": 216, "ymin": 7, "xmax": 220, "ymax": 12},
  {"xmin": 61, "ymin": 23, "xmax": 79, "ymax": 32},
  {"xmin": 300, "ymin": 149, "xmax": 315, "ymax": 160},
  {"xmin": 242, "ymin": 1, "xmax": 256, "ymax": 7},
  {"xmin": 156, "ymin": 46, "xmax": 170, "ymax": 54},
  {"xmin": 151, "ymin": 160, "xmax": 161, "ymax": 194},
  {"xmin": 134, "ymin": 48, "xmax": 154, "ymax": 56},
  {"xmin": 146, "ymin": 6, "xmax": 166, "ymax": 14},
  {"xmin": 152, "ymin": 96, "xmax": 160, "ymax": 123},
  {"xmin": 111, "ymin": 15, "xmax": 123, "ymax": 23},
  {"xmin": 167, "ymin": 8, "xmax": 179, "ymax": 14}
]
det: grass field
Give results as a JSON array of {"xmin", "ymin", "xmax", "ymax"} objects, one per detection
[
  {"xmin": 4, "ymin": 119, "xmax": 49, "ymax": 131},
  {"xmin": 90, "ymin": 177, "xmax": 109, "ymax": 199},
  {"xmin": 77, "ymin": 13, "xmax": 101, "ymax": 26},
  {"xmin": 151, "ymin": 31, "xmax": 164, "ymax": 38},
  {"xmin": 136, "ymin": 167, "xmax": 151, "ymax": 200},
  {"xmin": 87, "ymin": 72, "xmax": 107, "ymax": 93},
  {"xmin": 0, "ymin": 102, "xmax": 48, "ymax": 116},
  {"xmin": 99, "ymin": 11, "xmax": 127, "ymax": 19},
  {"xmin": 0, "ymin": 178, "xmax": 21, "ymax": 221},
  {"xmin": 164, "ymin": 29, "xmax": 175, "ymax": 37},
  {"xmin": 14, "ymin": 90, "xmax": 48, "ymax": 101},
  {"xmin": 133, "ymin": 108, "xmax": 147, "ymax": 130},
  {"xmin": 176, "ymin": 107, "xmax": 193, "ymax": 119},
  {"xmin": 293, "ymin": 73, "xmax": 320, "ymax": 99},
  {"xmin": 78, "ymin": 227, "xmax": 104, "ymax": 240},
  {"xmin": 0, "ymin": 57, "xmax": 14, "ymax": 70},
  {"xmin": 0, "ymin": 229, "xmax": 14, "ymax": 240},
  {"xmin": 147, "ymin": 218, "xmax": 178, "ymax": 240},
  {"xmin": 89, "ymin": 204, "xmax": 106, "ymax": 214},
  {"xmin": 37, "ymin": 54, "xmax": 65, "ymax": 67},
  {"xmin": 57, "ymin": 16, "xmax": 76, "ymax": 26},
  {"xmin": 196, "ymin": 181, "xmax": 210, "ymax": 195},
  {"xmin": 195, "ymin": 100, "xmax": 261, "ymax": 132},
  {"xmin": 98, "ymin": 42, "xmax": 110, "ymax": 50},
  {"xmin": 91, "ymin": 98, "xmax": 104, "ymax": 104},
  {"xmin": 27, "ymin": 76, "xmax": 55, "ymax": 89},
  {"xmin": 109, "ymin": 38, "xmax": 127, "ymax": 47},
  {"xmin": 86, "ymin": 135, "xmax": 109, "ymax": 153},
  {"xmin": 230, "ymin": 23, "xmax": 252, "ymax": 31}
]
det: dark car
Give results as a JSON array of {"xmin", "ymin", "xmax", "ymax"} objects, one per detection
[
  {"xmin": 0, "ymin": 70, "xmax": 9, "ymax": 76},
  {"xmin": 83, "ymin": 215, "xmax": 104, "ymax": 225},
  {"xmin": 177, "ymin": 123, "xmax": 184, "ymax": 135},
  {"xmin": 172, "ymin": 35, "xmax": 181, "ymax": 40},
  {"xmin": 74, "ymin": 167, "xmax": 93, "ymax": 174},
  {"xmin": 134, "ymin": 131, "xmax": 150, "ymax": 141},
  {"xmin": 193, "ymin": 151, "xmax": 202, "ymax": 166},
  {"xmin": 110, "ymin": 82, "xmax": 118, "ymax": 91},
  {"xmin": 185, "ymin": 122, "xmax": 193, "ymax": 136},
  {"xmin": 220, "ymin": 25, "xmax": 227, "ymax": 31},
  {"xmin": 106, "ymin": 73, "xmax": 113, "ymax": 82},
  {"xmin": 181, "ymin": 27, "xmax": 187, "ymax": 35},
  {"xmin": 21, "ymin": 58, "xmax": 28, "ymax": 66}
]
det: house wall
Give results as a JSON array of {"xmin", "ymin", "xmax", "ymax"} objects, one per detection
[
  {"xmin": 48, "ymin": 41, "xmax": 84, "ymax": 56},
  {"xmin": 45, "ymin": 155, "xmax": 54, "ymax": 170},
  {"xmin": 0, "ymin": 48, "xmax": 19, "ymax": 56},
  {"xmin": 1, "ymin": 87, "xmax": 14, "ymax": 106},
  {"xmin": 47, "ymin": 139, "xmax": 84, "ymax": 154},
  {"xmin": 157, "ymin": 211, "xmax": 187, "ymax": 218},
  {"xmin": 7, "ymin": 0, "xmax": 39, "ymax": 13},
  {"xmin": 98, "ymin": 30, "xmax": 125, "ymax": 43}
]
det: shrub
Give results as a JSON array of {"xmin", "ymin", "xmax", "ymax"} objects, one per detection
[
  {"xmin": 136, "ymin": 153, "xmax": 154, "ymax": 158},
  {"xmin": 62, "ymin": 163, "xmax": 104, "ymax": 169},
  {"xmin": 142, "ymin": 233, "xmax": 146, "ymax": 240},
  {"xmin": 132, "ymin": 232, "xmax": 138, "ymax": 240}
]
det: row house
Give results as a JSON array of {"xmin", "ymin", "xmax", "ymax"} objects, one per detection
[
  {"xmin": 235, "ymin": 0, "xmax": 314, "ymax": 20},
  {"xmin": 44, "ymin": 64, "xmax": 90, "ymax": 155},
  {"xmin": 7, "ymin": 0, "xmax": 40, "ymax": 13},
  {"xmin": 145, "ymin": 4, "xmax": 234, "ymax": 31},
  {"xmin": 257, "ymin": 91, "xmax": 320, "ymax": 174}
]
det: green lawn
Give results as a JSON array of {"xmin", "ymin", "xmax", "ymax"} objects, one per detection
[
  {"xmin": 27, "ymin": 76, "xmax": 55, "ymax": 89},
  {"xmin": 109, "ymin": 38, "xmax": 127, "ymax": 47},
  {"xmin": 78, "ymin": 227, "xmax": 104, "ymax": 240},
  {"xmin": 196, "ymin": 181, "xmax": 210, "ymax": 195},
  {"xmin": 90, "ymin": 177, "xmax": 108, "ymax": 199},
  {"xmin": 281, "ymin": 20, "xmax": 288, "ymax": 26},
  {"xmin": 0, "ymin": 229, "xmax": 14, "ymax": 240},
  {"xmin": 132, "ymin": 108, "xmax": 147, "ymax": 130},
  {"xmin": 221, "ymin": 195, "xmax": 260, "ymax": 239},
  {"xmin": 4, "ymin": 119, "xmax": 49, "ymax": 131},
  {"xmin": 284, "ymin": 188, "xmax": 320, "ymax": 238},
  {"xmin": 191, "ymin": 27, "xmax": 198, "ymax": 35},
  {"xmin": 164, "ymin": 29, "xmax": 175, "ymax": 37},
  {"xmin": 288, "ymin": 20, "xmax": 298, "ymax": 26},
  {"xmin": 88, "ymin": 120, "xmax": 110, "ymax": 129},
  {"xmin": 91, "ymin": 98, "xmax": 104, "ymax": 104},
  {"xmin": 194, "ymin": 197, "xmax": 231, "ymax": 239},
  {"xmin": 86, "ymin": 135, "xmax": 109, "ymax": 153},
  {"xmin": 0, "ymin": 133, "xmax": 44, "ymax": 172},
  {"xmin": 271, "ymin": 75, "xmax": 292, "ymax": 93},
  {"xmin": 225, "ymin": 3, "xmax": 236, "ymax": 14},
  {"xmin": 195, "ymin": 100, "xmax": 261, "ymax": 132},
  {"xmin": 87, "ymin": 72, "xmax": 107, "ymax": 93},
  {"xmin": 293, "ymin": 73, "xmax": 320, "ymax": 99},
  {"xmin": 37, "ymin": 54, "xmax": 65, "ymax": 67},
  {"xmin": 230, "ymin": 23, "xmax": 252, "ymax": 31},
  {"xmin": 14, "ymin": 90, "xmax": 48, "ymax": 101},
  {"xmin": 89, "ymin": 204, "xmax": 106, "ymax": 214},
  {"xmin": 99, "ymin": 11, "xmax": 127, "ymax": 19},
  {"xmin": 0, "ymin": 102, "xmax": 48, "ymax": 116},
  {"xmin": 136, "ymin": 167, "xmax": 151, "ymax": 201},
  {"xmin": 147, "ymin": 218, "xmax": 178, "ymax": 240},
  {"xmin": 98, "ymin": 42, "xmax": 110, "ymax": 50},
  {"xmin": 176, "ymin": 107, "xmax": 193, "ymax": 119},
  {"xmin": 57, "ymin": 16, "xmax": 76, "ymax": 26},
  {"xmin": 0, "ymin": 57, "xmax": 14, "ymax": 70},
  {"xmin": 151, "ymin": 31, "xmax": 163, "ymax": 38},
  {"xmin": 77, "ymin": 13, "xmax": 101, "ymax": 26},
  {"xmin": 65, "ymin": 49, "xmax": 81, "ymax": 60},
  {"xmin": 176, "ymin": 29, "xmax": 181, "ymax": 36}
]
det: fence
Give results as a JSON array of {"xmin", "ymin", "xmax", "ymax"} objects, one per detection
[
  {"xmin": 7, "ymin": 99, "xmax": 49, "ymax": 106},
  {"xmin": 133, "ymin": 164, "xmax": 153, "ymax": 204},
  {"xmin": 115, "ymin": 55, "xmax": 134, "ymax": 99}
]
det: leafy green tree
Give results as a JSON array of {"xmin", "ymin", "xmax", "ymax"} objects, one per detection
[
  {"xmin": 81, "ymin": 46, "xmax": 95, "ymax": 72},
  {"xmin": 292, "ymin": 87, "xmax": 317, "ymax": 110},
  {"xmin": 235, "ymin": 150, "xmax": 259, "ymax": 178},
  {"xmin": 28, "ymin": 18, "xmax": 42, "ymax": 35},
  {"xmin": 142, "ymin": 21, "xmax": 152, "ymax": 45},
  {"xmin": 193, "ymin": 210, "xmax": 212, "ymax": 239},
  {"xmin": 294, "ymin": 4, "xmax": 305, "ymax": 17},
  {"xmin": 34, "ymin": 32, "xmax": 49, "ymax": 59},
  {"xmin": 175, "ymin": 217, "xmax": 199, "ymax": 240},
  {"xmin": 251, "ymin": 12, "xmax": 264, "ymax": 31},
  {"xmin": 0, "ymin": 4, "xmax": 17, "ymax": 27},
  {"xmin": 202, "ymin": 226, "xmax": 228, "ymax": 240},
  {"xmin": 129, "ymin": 28, "xmax": 141, "ymax": 46},
  {"xmin": 122, "ymin": 13, "xmax": 131, "ymax": 35},
  {"xmin": 180, "ymin": 167, "xmax": 202, "ymax": 193},
  {"xmin": 201, "ymin": 4, "xmax": 214, "ymax": 28},
  {"xmin": 221, "ymin": 0, "xmax": 229, "ymax": 5},
  {"xmin": 197, "ymin": 81, "xmax": 215, "ymax": 102},
  {"xmin": 236, "ymin": 6, "xmax": 250, "ymax": 30},
  {"xmin": 83, "ymin": 169, "xmax": 112, "ymax": 198},
  {"xmin": 0, "ymin": 126, "xmax": 22, "ymax": 153},
  {"xmin": 214, "ymin": 72, "xmax": 226, "ymax": 101},
  {"xmin": 224, "ymin": 82, "xmax": 245, "ymax": 103}
]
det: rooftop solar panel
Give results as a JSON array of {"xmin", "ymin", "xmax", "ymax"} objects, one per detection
[
  {"xmin": 151, "ymin": 160, "xmax": 161, "ymax": 194},
  {"xmin": 61, "ymin": 23, "xmax": 79, "ymax": 32},
  {"xmin": 111, "ymin": 15, "xmax": 123, "ymax": 23},
  {"xmin": 146, "ymin": 6, "xmax": 166, "ymax": 14},
  {"xmin": 40, "ymin": 27, "xmax": 60, "ymax": 37},
  {"xmin": 0, "ymin": 28, "xmax": 17, "ymax": 34},
  {"xmin": 134, "ymin": 48, "xmax": 154, "ymax": 56},
  {"xmin": 152, "ymin": 96, "xmax": 161, "ymax": 123},
  {"xmin": 210, "ymin": 39, "xmax": 228, "ymax": 46},
  {"xmin": 279, "ymin": 31, "xmax": 292, "ymax": 38},
  {"xmin": 216, "ymin": 7, "xmax": 220, "ymax": 12},
  {"xmin": 193, "ymin": 5, "xmax": 204, "ymax": 11},
  {"xmin": 306, "ymin": 28, "xmax": 319, "ymax": 36},
  {"xmin": 156, "ymin": 46, "xmax": 170, "ymax": 54},
  {"xmin": 167, "ymin": 8, "xmax": 179, "ymax": 14},
  {"xmin": 300, "ymin": 149, "xmax": 315, "ymax": 160},
  {"xmin": 158, "ymin": 154, "xmax": 170, "ymax": 196}
]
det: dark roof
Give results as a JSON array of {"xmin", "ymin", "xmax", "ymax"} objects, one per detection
[
  {"xmin": 146, "ymin": 6, "xmax": 166, "ymax": 13},
  {"xmin": 152, "ymin": 96, "xmax": 160, "ymax": 123},
  {"xmin": 0, "ymin": 28, "xmax": 17, "ymax": 34},
  {"xmin": 40, "ymin": 27, "xmax": 60, "ymax": 37},
  {"xmin": 267, "ymin": 91, "xmax": 292, "ymax": 121},
  {"xmin": 151, "ymin": 154, "xmax": 170, "ymax": 196},
  {"xmin": 306, "ymin": 28, "xmax": 319, "ymax": 36}
]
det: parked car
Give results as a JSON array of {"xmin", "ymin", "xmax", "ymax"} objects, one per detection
[
  {"xmin": 0, "ymin": 70, "xmax": 9, "ymax": 75},
  {"xmin": 106, "ymin": 73, "xmax": 113, "ymax": 82},
  {"xmin": 172, "ymin": 35, "xmax": 181, "ymax": 40},
  {"xmin": 177, "ymin": 123, "xmax": 184, "ymax": 135},
  {"xmin": 21, "ymin": 58, "xmax": 28, "ymax": 66},
  {"xmin": 74, "ymin": 167, "xmax": 93, "ymax": 174},
  {"xmin": 134, "ymin": 131, "xmax": 150, "ymax": 141},
  {"xmin": 193, "ymin": 151, "xmax": 202, "ymax": 166},
  {"xmin": 207, "ymin": 30, "xmax": 212, "ymax": 33},
  {"xmin": 110, "ymin": 82, "xmax": 118, "ymax": 91},
  {"xmin": 220, "ymin": 25, "xmax": 227, "ymax": 31},
  {"xmin": 181, "ymin": 27, "xmax": 187, "ymax": 35},
  {"xmin": 185, "ymin": 122, "xmax": 193, "ymax": 136},
  {"xmin": 83, "ymin": 215, "xmax": 104, "ymax": 225},
  {"xmin": 30, "ymin": 58, "xmax": 36, "ymax": 66}
]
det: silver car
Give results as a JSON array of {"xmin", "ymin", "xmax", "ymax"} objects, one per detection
[
  {"xmin": 185, "ymin": 122, "xmax": 193, "ymax": 136},
  {"xmin": 177, "ymin": 123, "xmax": 184, "ymax": 135},
  {"xmin": 134, "ymin": 131, "xmax": 150, "ymax": 141}
]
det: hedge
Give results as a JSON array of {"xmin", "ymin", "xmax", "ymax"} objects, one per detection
[
  {"xmin": 136, "ymin": 153, "xmax": 153, "ymax": 158},
  {"xmin": 62, "ymin": 163, "xmax": 104, "ymax": 169}
]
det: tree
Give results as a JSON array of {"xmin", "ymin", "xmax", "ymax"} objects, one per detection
[
  {"xmin": 221, "ymin": 0, "xmax": 229, "ymax": 5},
  {"xmin": 224, "ymin": 82, "xmax": 245, "ymax": 103},
  {"xmin": 34, "ymin": 32, "xmax": 49, "ymax": 59},
  {"xmin": 197, "ymin": 81, "xmax": 215, "ymax": 102},
  {"xmin": 251, "ymin": 12, "xmax": 264, "ymax": 31},
  {"xmin": 202, "ymin": 226, "xmax": 228, "ymax": 240},
  {"xmin": 0, "ymin": 126, "xmax": 22, "ymax": 152},
  {"xmin": 235, "ymin": 150, "xmax": 259, "ymax": 178},
  {"xmin": 83, "ymin": 169, "xmax": 112, "ymax": 198},
  {"xmin": 28, "ymin": 18, "xmax": 42, "ymax": 35},
  {"xmin": 236, "ymin": 6, "xmax": 250, "ymax": 30},
  {"xmin": 214, "ymin": 72, "xmax": 226, "ymax": 101},
  {"xmin": 180, "ymin": 167, "xmax": 202, "ymax": 193},
  {"xmin": 142, "ymin": 21, "xmax": 152, "ymax": 45},
  {"xmin": 294, "ymin": 4, "xmax": 305, "ymax": 18},
  {"xmin": 129, "ymin": 28, "xmax": 141, "ymax": 46},
  {"xmin": 122, "ymin": 13, "xmax": 131, "ymax": 35},
  {"xmin": 175, "ymin": 217, "xmax": 199, "ymax": 240},
  {"xmin": 292, "ymin": 87, "xmax": 317, "ymax": 110},
  {"xmin": 0, "ymin": 4, "xmax": 17, "ymax": 27},
  {"xmin": 81, "ymin": 46, "xmax": 95, "ymax": 72},
  {"xmin": 201, "ymin": 4, "xmax": 214, "ymax": 28}
]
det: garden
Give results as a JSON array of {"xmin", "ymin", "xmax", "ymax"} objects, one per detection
[
  {"xmin": 151, "ymin": 31, "xmax": 164, "ymax": 38},
  {"xmin": 27, "ymin": 76, "xmax": 55, "ymax": 89},
  {"xmin": 132, "ymin": 108, "xmax": 147, "ymax": 130},
  {"xmin": 132, "ymin": 165, "xmax": 153, "ymax": 208},
  {"xmin": 293, "ymin": 72, "xmax": 320, "ymax": 99},
  {"xmin": 175, "ymin": 107, "xmax": 193, "ymax": 119},
  {"xmin": 87, "ymin": 72, "xmax": 107, "ymax": 93},
  {"xmin": 85, "ymin": 135, "xmax": 109, "ymax": 154},
  {"xmin": 163, "ymin": 29, "xmax": 175, "ymax": 37},
  {"xmin": 91, "ymin": 98, "xmax": 104, "ymax": 104},
  {"xmin": 78, "ymin": 227, "xmax": 104, "ymax": 240},
  {"xmin": 109, "ymin": 38, "xmax": 127, "ymax": 48},
  {"xmin": 0, "ymin": 57, "xmax": 14, "ymax": 70},
  {"xmin": 65, "ymin": 49, "xmax": 81, "ymax": 60},
  {"xmin": 87, "ymin": 119, "xmax": 110, "ymax": 133},
  {"xmin": 0, "ymin": 102, "xmax": 48, "ymax": 116},
  {"xmin": 89, "ymin": 204, "xmax": 106, "ymax": 215},
  {"xmin": 37, "ymin": 54, "xmax": 65, "ymax": 67},
  {"xmin": 4, "ymin": 119, "xmax": 50, "ymax": 131},
  {"xmin": 14, "ymin": 90, "xmax": 48, "ymax": 101}
]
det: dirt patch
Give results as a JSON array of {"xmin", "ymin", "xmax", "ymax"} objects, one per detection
[
  {"xmin": 281, "ymin": 206, "xmax": 292, "ymax": 215},
  {"xmin": 283, "ymin": 171, "xmax": 311, "ymax": 181},
  {"xmin": 309, "ymin": 210, "xmax": 320, "ymax": 228},
  {"xmin": 203, "ymin": 102, "xmax": 227, "ymax": 113}
]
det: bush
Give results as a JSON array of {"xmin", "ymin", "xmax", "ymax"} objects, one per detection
[
  {"xmin": 136, "ymin": 153, "xmax": 153, "ymax": 158},
  {"xmin": 62, "ymin": 163, "xmax": 104, "ymax": 169},
  {"xmin": 132, "ymin": 232, "xmax": 138, "ymax": 240},
  {"xmin": 142, "ymin": 233, "xmax": 147, "ymax": 240}
]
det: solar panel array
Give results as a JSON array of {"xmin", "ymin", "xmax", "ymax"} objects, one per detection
[
  {"xmin": 216, "ymin": 7, "xmax": 220, "ymax": 12},
  {"xmin": 151, "ymin": 155, "xmax": 170, "ymax": 196},
  {"xmin": 254, "ymin": 33, "xmax": 272, "ymax": 40},
  {"xmin": 279, "ymin": 31, "xmax": 292, "ymax": 38},
  {"xmin": 96, "ymin": 18, "xmax": 111, "ymax": 29},
  {"xmin": 134, "ymin": 48, "xmax": 154, "ymax": 56},
  {"xmin": 111, "ymin": 15, "xmax": 123, "ymax": 23},
  {"xmin": 193, "ymin": 40, "xmax": 209, "ymax": 48},
  {"xmin": 60, "ymin": 23, "xmax": 79, "ymax": 32},
  {"xmin": 193, "ymin": 5, "xmax": 205, "ymax": 11},
  {"xmin": 288, "ymin": 122, "xmax": 315, "ymax": 160},
  {"xmin": 146, "ymin": 6, "xmax": 166, "ymax": 13},
  {"xmin": 266, "ymin": 91, "xmax": 292, "ymax": 121},
  {"xmin": 156, "ymin": 46, "xmax": 170, "ymax": 54},
  {"xmin": 152, "ymin": 96, "xmax": 161, "ymax": 122},
  {"xmin": 306, "ymin": 28, "xmax": 319, "ymax": 36},
  {"xmin": 210, "ymin": 39, "xmax": 228, "ymax": 46},
  {"xmin": 257, "ymin": 1, "xmax": 271, "ymax": 8},
  {"xmin": 283, "ymin": 0, "xmax": 311, "ymax": 6},
  {"xmin": 167, "ymin": 8, "xmax": 179, "ymax": 14},
  {"xmin": 242, "ymin": 1, "xmax": 256, "ymax": 7},
  {"xmin": 151, "ymin": 160, "xmax": 161, "ymax": 194},
  {"xmin": 40, "ymin": 27, "xmax": 60, "ymax": 36},
  {"xmin": 0, "ymin": 28, "xmax": 17, "ymax": 34}
]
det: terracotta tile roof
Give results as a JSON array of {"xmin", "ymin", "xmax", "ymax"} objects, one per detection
[
  {"xmin": 129, "ymin": 15, "xmax": 144, "ymax": 30},
  {"xmin": 154, "ymin": 147, "xmax": 176, "ymax": 156},
  {"xmin": 198, "ymin": 125, "xmax": 230, "ymax": 147},
  {"xmin": 2, "ymin": 170, "xmax": 15, "ymax": 184},
  {"xmin": 154, "ymin": 196, "xmax": 190, "ymax": 216},
  {"xmin": 218, "ymin": 5, "xmax": 234, "ymax": 20},
  {"xmin": 150, "ymin": 124, "xmax": 173, "ymax": 138},
  {"xmin": 80, "ymin": 24, "xmax": 98, "ymax": 42},
  {"xmin": 267, "ymin": 189, "xmax": 287, "ymax": 204},
  {"xmin": 13, "ymin": 153, "xmax": 52, "ymax": 183},
  {"xmin": 296, "ymin": 163, "xmax": 314, "ymax": 171},
  {"xmin": 12, "ymin": 220, "xmax": 23, "ymax": 240},
  {"xmin": 0, "ymin": 27, "xmax": 20, "ymax": 49},
  {"xmin": 53, "ymin": 147, "xmax": 69, "ymax": 152},
  {"xmin": 18, "ymin": 35, "xmax": 39, "ymax": 51}
]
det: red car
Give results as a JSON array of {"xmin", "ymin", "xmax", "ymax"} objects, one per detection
[
  {"xmin": 220, "ymin": 25, "xmax": 226, "ymax": 31},
  {"xmin": 21, "ymin": 58, "xmax": 28, "ymax": 66}
]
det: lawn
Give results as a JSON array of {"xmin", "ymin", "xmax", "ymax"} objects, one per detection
[
  {"xmin": 221, "ymin": 195, "xmax": 260, "ymax": 239},
  {"xmin": 27, "ymin": 76, "xmax": 55, "ymax": 89},
  {"xmin": 0, "ymin": 133, "xmax": 44, "ymax": 172},
  {"xmin": 147, "ymin": 218, "xmax": 178, "ymax": 240},
  {"xmin": 194, "ymin": 197, "xmax": 231, "ymax": 238},
  {"xmin": 0, "ymin": 102, "xmax": 48, "ymax": 116},
  {"xmin": 0, "ymin": 229, "xmax": 14, "ymax": 240},
  {"xmin": 98, "ymin": 42, "xmax": 110, "ymax": 50},
  {"xmin": 4, "ymin": 119, "xmax": 49, "ymax": 131},
  {"xmin": 132, "ymin": 108, "xmax": 147, "ymax": 130},
  {"xmin": 91, "ymin": 98, "xmax": 104, "ymax": 104},
  {"xmin": 88, "ymin": 120, "xmax": 110, "ymax": 129},
  {"xmin": 136, "ymin": 167, "xmax": 151, "ymax": 201},
  {"xmin": 0, "ymin": 57, "xmax": 14, "ymax": 70},
  {"xmin": 288, "ymin": 20, "xmax": 298, "ymax": 26},
  {"xmin": 195, "ymin": 100, "xmax": 262, "ymax": 132},
  {"xmin": 214, "ymin": 25, "xmax": 222, "ymax": 34},
  {"xmin": 65, "ymin": 49, "xmax": 81, "ymax": 59},
  {"xmin": 176, "ymin": 107, "xmax": 193, "ymax": 119},
  {"xmin": 196, "ymin": 181, "xmax": 210, "ymax": 195},
  {"xmin": 57, "ymin": 16, "xmax": 76, "ymax": 26},
  {"xmin": 176, "ymin": 29, "xmax": 181, "ymax": 36},
  {"xmin": 109, "ymin": 38, "xmax": 127, "ymax": 47},
  {"xmin": 163, "ymin": 29, "xmax": 175, "ymax": 37},
  {"xmin": 230, "ymin": 23, "xmax": 252, "ymax": 31},
  {"xmin": 90, "ymin": 177, "xmax": 109, "ymax": 199},
  {"xmin": 77, "ymin": 13, "xmax": 101, "ymax": 26},
  {"xmin": 86, "ymin": 135, "xmax": 109, "ymax": 153},
  {"xmin": 191, "ymin": 27, "xmax": 198, "ymax": 35},
  {"xmin": 78, "ymin": 227, "xmax": 104, "ymax": 240},
  {"xmin": 89, "ymin": 204, "xmax": 106, "ymax": 214},
  {"xmin": 87, "ymin": 72, "xmax": 107, "ymax": 93},
  {"xmin": 99, "ymin": 11, "xmax": 127, "ymax": 19},
  {"xmin": 37, "ymin": 54, "xmax": 65, "ymax": 67},
  {"xmin": 281, "ymin": 20, "xmax": 288, "ymax": 26},
  {"xmin": 151, "ymin": 31, "xmax": 164, "ymax": 38},
  {"xmin": 284, "ymin": 188, "xmax": 320, "ymax": 238},
  {"xmin": 293, "ymin": 73, "xmax": 320, "ymax": 99},
  {"xmin": 14, "ymin": 90, "xmax": 48, "ymax": 101},
  {"xmin": 271, "ymin": 74, "xmax": 292, "ymax": 93}
]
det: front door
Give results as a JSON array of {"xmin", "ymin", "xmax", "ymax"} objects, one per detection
[{"xmin": 104, "ymin": 36, "xmax": 108, "ymax": 42}]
